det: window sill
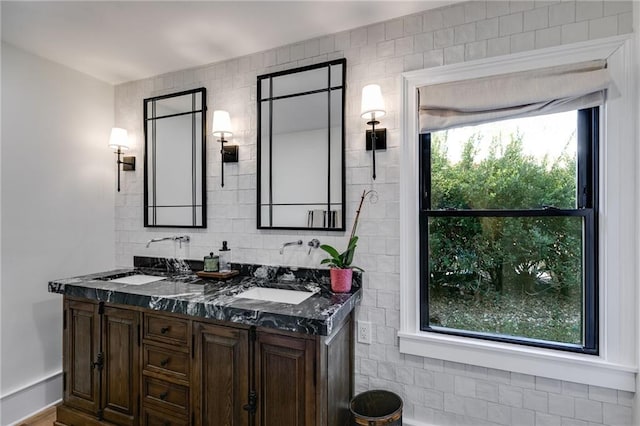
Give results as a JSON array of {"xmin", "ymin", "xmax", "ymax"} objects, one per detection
[{"xmin": 399, "ymin": 331, "xmax": 636, "ymax": 391}]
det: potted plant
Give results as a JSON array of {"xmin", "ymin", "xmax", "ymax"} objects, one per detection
[{"xmin": 320, "ymin": 190, "xmax": 373, "ymax": 292}]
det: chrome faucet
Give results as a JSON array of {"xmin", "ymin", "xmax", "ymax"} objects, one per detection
[
  {"xmin": 279, "ymin": 240, "xmax": 303, "ymax": 255},
  {"xmin": 146, "ymin": 235, "xmax": 191, "ymax": 248},
  {"xmin": 307, "ymin": 239, "xmax": 321, "ymax": 254}
]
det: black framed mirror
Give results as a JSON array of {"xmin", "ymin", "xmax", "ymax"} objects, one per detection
[
  {"xmin": 144, "ymin": 88, "xmax": 207, "ymax": 228},
  {"xmin": 257, "ymin": 59, "xmax": 346, "ymax": 231}
]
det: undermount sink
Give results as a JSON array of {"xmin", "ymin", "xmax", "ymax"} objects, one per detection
[
  {"xmin": 236, "ymin": 287, "xmax": 315, "ymax": 305},
  {"xmin": 108, "ymin": 275, "xmax": 167, "ymax": 285}
]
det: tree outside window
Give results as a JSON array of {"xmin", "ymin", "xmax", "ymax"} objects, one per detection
[{"xmin": 420, "ymin": 109, "xmax": 598, "ymax": 353}]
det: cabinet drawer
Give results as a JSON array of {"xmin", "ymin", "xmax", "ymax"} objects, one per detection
[
  {"xmin": 144, "ymin": 345, "xmax": 190, "ymax": 381},
  {"xmin": 143, "ymin": 377, "xmax": 189, "ymax": 416},
  {"xmin": 144, "ymin": 314, "xmax": 189, "ymax": 346},
  {"xmin": 142, "ymin": 406, "xmax": 189, "ymax": 426}
]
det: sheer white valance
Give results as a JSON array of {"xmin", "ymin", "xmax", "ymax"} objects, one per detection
[{"xmin": 418, "ymin": 60, "xmax": 610, "ymax": 133}]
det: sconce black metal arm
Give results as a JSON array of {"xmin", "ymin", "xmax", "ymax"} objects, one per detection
[
  {"xmin": 109, "ymin": 127, "xmax": 135, "ymax": 192},
  {"xmin": 212, "ymin": 110, "xmax": 238, "ymax": 187},
  {"xmin": 218, "ymin": 136, "xmax": 238, "ymax": 188},
  {"xmin": 115, "ymin": 148, "xmax": 135, "ymax": 192},
  {"xmin": 361, "ymin": 84, "xmax": 387, "ymax": 181},
  {"xmin": 365, "ymin": 119, "xmax": 387, "ymax": 180}
]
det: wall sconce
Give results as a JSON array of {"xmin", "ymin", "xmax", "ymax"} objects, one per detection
[
  {"xmin": 212, "ymin": 110, "xmax": 238, "ymax": 188},
  {"xmin": 361, "ymin": 84, "xmax": 387, "ymax": 180},
  {"xmin": 108, "ymin": 127, "xmax": 135, "ymax": 192}
]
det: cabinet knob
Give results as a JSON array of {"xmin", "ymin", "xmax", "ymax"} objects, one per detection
[
  {"xmin": 160, "ymin": 326, "xmax": 170, "ymax": 334},
  {"xmin": 160, "ymin": 357, "xmax": 170, "ymax": 367},
  {"xmin": 159, "ymin": 391, "xmax": 169, "ymax": 400}
]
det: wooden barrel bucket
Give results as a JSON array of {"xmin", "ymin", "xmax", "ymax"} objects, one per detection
[{"xmin": 350, "ymin": 390, "xmax": 402, "ymax": 425}]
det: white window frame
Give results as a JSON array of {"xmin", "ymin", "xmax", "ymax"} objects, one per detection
[{"xmin": 399, "ymin": 35, "xmax": 637, "ymax": 391}]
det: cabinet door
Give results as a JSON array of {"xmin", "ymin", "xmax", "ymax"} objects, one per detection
[
  {"xmin": 64, "ymin": 300, "xmax": 100, "ymax": 416},
  {"xmin": 101, "ymin": 306, "xmax": 140, "ymax": 426},
  {"xmin": 324, "ymin": 316, "xmax": 353, "ymax": 426},
  {"xmin": 192, "ymin": 322, "xmax": 249, "ymax": 426},
  {"xmin": 255, "ymin": 333, "xmax": 316, "ymax": 426}
]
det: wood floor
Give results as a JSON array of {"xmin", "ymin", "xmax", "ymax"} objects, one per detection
[{"xmin": 17, "ymin": 406, "xmax": 56, "ymax": 426}]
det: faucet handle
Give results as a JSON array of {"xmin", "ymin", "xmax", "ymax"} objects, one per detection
[{"xmin": 307, "ymin": 239, "xmax": 321, "ymax": 255}]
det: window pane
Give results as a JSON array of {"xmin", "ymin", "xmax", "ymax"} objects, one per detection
[
  {"xmin": 427, "ymin": 216, "xmax": 584, "ymax": 345},
  {"xmin": 430, "ymin": 111, "xmax": 578, "ymax": 210}
]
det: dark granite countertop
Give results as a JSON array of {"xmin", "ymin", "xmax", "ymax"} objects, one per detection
[{"xmin": 48, "ymin": 256, "xmax": 361, "ymax": 336}]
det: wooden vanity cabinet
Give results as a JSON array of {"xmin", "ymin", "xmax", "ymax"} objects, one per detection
[
  {"xmin": 192, "ymin": 322, "xmax": 249, "ymax": 425},
  {"xmin": 102, "ymin": 305, "xmax": 140, "ymax": 425},
  {"xmin": 255, "ymin": 332, "xmax": 316, "ymax": 425},
  {"xmin": 57, "ymin": 299, "xmax": 140, "ymax": 426},
  {"xmin": 57, "ymin": 296, "xmax": 354, "ymax": 426},
  {"xmin": 141, "ymin": 314, "xmax": 191, "ymax": 424},
  {"xmin": 61, "ymin": 300, "xmax": 100, "ymax": 418}
]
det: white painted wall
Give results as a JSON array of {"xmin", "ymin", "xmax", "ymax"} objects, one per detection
[{"xmin": 0, "ymin": 43, "xmax": 115, "ymax": 424}]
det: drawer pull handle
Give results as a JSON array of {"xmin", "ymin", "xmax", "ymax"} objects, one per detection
[
  {"xmin": 159, "ymin": 391, "xmax": 169, "ymax": 400},
  {"xmin": 160, "ymin": 326, "xmax": 170, "ymax": 334},
  {"xmin": 160, "ymin": 358, "xmax": 170, "ymax": 367}
]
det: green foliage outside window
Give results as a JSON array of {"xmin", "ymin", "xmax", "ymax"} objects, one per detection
[{"xmin": 428, "ymin": 130, "xmax": 584, "ymax": 345}]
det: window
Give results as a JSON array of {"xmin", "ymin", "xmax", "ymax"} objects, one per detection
[
  {"xmin": 420, "ymin": 109, "xmax": 598, "ymax": 353},
  {"xmin": 400, "ymin": 36, "xmax": 635, "ymax": 391}
]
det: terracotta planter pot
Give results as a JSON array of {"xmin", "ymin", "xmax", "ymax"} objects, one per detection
[{"xmin": 330, "ymin": 268, "xmax": 353, "ymax": 293}]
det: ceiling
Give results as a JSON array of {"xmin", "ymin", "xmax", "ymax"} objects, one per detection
[{"xmin": 1, "ymin": 1, "xmax": 458, "ymax": 85}]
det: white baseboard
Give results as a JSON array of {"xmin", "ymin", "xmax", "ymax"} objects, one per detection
[{"xmin": 0, "ymin": 371, "xmax": 62, "ymax": 426}]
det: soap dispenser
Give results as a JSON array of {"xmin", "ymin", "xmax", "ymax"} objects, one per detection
[{"xmin": 219, "ymin": 241, "xmax": 231, "ymax": 272}]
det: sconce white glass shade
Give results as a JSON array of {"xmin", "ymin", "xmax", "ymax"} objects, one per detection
[
  {"xmin": 360, "ymin": 84, "xmax": 386, "ymax": 120},
  {"xmin": 108, "ymin": 127, "xmax": 129, "ymax": 150},
  {"xmin": 212, "ymin": 110, "xmax": 233, "ymax": 138}
]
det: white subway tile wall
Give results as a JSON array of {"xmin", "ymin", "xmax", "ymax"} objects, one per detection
[{"xmin": 114, "ymin": 1, "xmax": 634, "ymax": 424}]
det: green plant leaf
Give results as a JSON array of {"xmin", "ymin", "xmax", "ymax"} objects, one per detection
[
  {"xmin": 320, "ymin": 244, "xmax": 340, "ymax": 258},
  {"xmin": 320, "ymin": 258, "xmax": 336, "ymax": 266},
  {"xmin": 343, "ymin": 236, "xmax": 358, "ymax": 266},
  {"xmin": 343, "ymin": 248, "xmax": 354, "ymax": 267}
]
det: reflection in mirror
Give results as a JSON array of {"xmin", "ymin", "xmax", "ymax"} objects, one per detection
[
  {"xmin": 257, "ymin": 59, "xmax": 346, "ymax": 230},
  {"xmin": 144, "ymin": 88, "xmax": 207, "ymax": 228}
]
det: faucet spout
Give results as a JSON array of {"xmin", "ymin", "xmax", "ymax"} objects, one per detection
[
  {"xmin": 279, "ymin": 240, "xmax": 303, "ymax": 255},
  {"xmin": 146, "ymin": 235, "xmax": 191, "ymax": 248}
]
